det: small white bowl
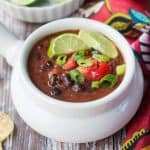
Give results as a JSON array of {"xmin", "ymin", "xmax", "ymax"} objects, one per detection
[
  {"xmin": 0, "ymin": 0, "xmax": 84, "ymax": 23},
  {"xmin": 0, "ymin": 18, "xmax": 144, "ymax": 143}
]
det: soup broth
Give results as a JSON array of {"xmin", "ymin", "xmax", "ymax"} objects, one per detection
[{"xmin": 28, "ymin": 30, "xmax": 125, "ymax": 102}]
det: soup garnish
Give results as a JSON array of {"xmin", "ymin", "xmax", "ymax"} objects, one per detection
[{"xmin": 28, "ymin": 30, "xmax": 126, "ymax": 102}]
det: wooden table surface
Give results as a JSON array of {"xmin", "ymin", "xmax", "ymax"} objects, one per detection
[{"xmin": 0, "ymin": 5, "xmax": 126, "ymax": 150}]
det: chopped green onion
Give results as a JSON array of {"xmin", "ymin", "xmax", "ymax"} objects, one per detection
[
  {"xmin": 99, "ymin": 74, "xmax": 118, "ymax": 88},
  {"xmin": 56, "ymin": 55, "xmax": 67, "ymax": 66},
  {"xmin": 91, "ymin": 49, "xmax": 99, "ymax": 55},
  {"xmin": 77, "ymin": 58, "xmax": 93, "ymax": 67},
  {"xmin": 91, "ymin": 74, "xmax": 118, "ymax": 89},
  {"xmin": 69, "ymin": 69, "xmax": 85, "ymax": 84},
  {"xmin": 92, "ymin": 54, "xmax": 110, "ymax": 62},
  {"xmin": 91, "ymin": 81, "xmax": 100, "ymax": 89},
  {"xmin": 116, "ymin": 64, "xmax": 126, "ymax": 76},
  {"xmin": 73, "ymin": 50, "xmax": 86, "ymax": 61}
]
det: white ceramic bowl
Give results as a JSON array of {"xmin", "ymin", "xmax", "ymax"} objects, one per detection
[
  {"xmin": 0, "ymin": 18, "xmax": 144, "ymax": 143},
  {"xmin": 0, "ymin": 0, "xmax": 84, "ymax": 23}
]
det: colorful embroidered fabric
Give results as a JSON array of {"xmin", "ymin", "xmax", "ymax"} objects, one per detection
[
  {"xmin": 91, "ymin": 0, "xmax": 149, "ymax": 42},
  {"xmin": 86, "ymin": 0, "xmax": 150, "ymax": 149}
]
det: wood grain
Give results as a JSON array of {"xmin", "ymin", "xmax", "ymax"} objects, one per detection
[{"xmin": 0, "ymin": 4, "xmax": 126, "ymax": 150}]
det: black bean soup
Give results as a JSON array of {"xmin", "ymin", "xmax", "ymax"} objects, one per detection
[{"xmin": 28, "ymin": 30, "xmax": 125, "ymax": 102}]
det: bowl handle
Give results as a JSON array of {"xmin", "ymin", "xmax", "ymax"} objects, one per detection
[{"xmin": 0, "ymin": 24, "xmax": 24, "ymax": 67}]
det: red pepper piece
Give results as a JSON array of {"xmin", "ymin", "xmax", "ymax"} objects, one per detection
[
  {"xmin": 77, "ymin": 62, "xmax": 111, "ymax": 81},
  {"xmin": 63, "ymin": 57, "xmax": 77, "ymax": 70}
]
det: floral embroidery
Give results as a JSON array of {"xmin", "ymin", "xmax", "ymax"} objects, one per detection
[{"xmin": 122, "ymin": 129, "xmax": 150, "ymax": 150}]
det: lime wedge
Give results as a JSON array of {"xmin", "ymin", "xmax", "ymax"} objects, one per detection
[
  {"xmin": 48, "ymin": 33, "xmax": 88, "ymax": 57},
  {"xmin": 11, "ymin": 0, "xmax": 37, "ymax": 6},
  {"xmin": 79, "ymin": 30, "xmax": 118, "ymax": 58}
]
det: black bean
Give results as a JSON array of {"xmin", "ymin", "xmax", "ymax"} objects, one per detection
[
  {"xmin": 48, "ymin": 74, "xmax": 58, "ymax": 86},
  {"xmin": 61, "ymin": 75, "xmax": 73, "ymax": 86},
  {"xmin": 79, "ymin": 84, "xmax": 86, "ymax": 90},
  {"xmin": 72, "ymin": 84, "xmax": 82, "ymax": 92},
  {"xmin": 83, "ymin": 79, "xmax": 90, "ymax": 88},
  {"xmin": 40, "ymin": 64, "xmax": 49, "ymax": 72},
  {"xmin": 48, "ymin": 80, "xmax": 51, "ymax": 87},
  {"xmin": 50, "ymin": 87, "xmax": 61, "ymax": 96},
  {"xmin": 40, "ymin": 61, "xmax": 53, "ymax": 72},
  {"xmin": 46, "ymin": 61, "xmax": 53, "ymax": 68}
]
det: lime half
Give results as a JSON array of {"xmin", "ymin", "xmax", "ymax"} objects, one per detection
[
  {"xmin": 48, "ymin": 33, "xmax": 88, "ymax": 57},
  {"xmin": 11, "ymin": 0, "xmax": 37, "ymax": 6},
  {"xmin": 79, "ymin": 30, "xmax": 118, "ymax": 58}
]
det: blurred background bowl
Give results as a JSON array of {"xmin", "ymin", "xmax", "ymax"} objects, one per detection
[{"xmin": 0, "ymin": 0, "xmax": 85, "ymax": 23}]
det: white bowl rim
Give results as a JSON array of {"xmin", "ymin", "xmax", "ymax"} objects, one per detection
[
  {"xmin": 0, "ymin": 0, "xmax": 74, "ymax": 9},
  {"xmin": 19, "ymin": 18, "xmax": 136, "ymax": 109}
]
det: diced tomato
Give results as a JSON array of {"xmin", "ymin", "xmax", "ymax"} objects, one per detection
[
  {"xmin": 63, "ymin": 57, "xmax": 77, "ymax": 70},
  {"xmin": 77, "ymin": 62, "xmax": 111, "ymax": 81}
]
